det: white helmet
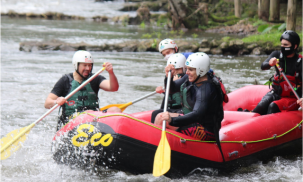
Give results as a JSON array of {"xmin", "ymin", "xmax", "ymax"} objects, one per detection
[
  {"xmin": 167, "ymin": 53, "xmax": 186, "ymax": 73},
  {"xmin": 185, "ymin": 52, "xmax": 210, "ymax": 77},
  {"xmin": 158, "ymin": 39, "xmax": 178, "ymax": 53},
  {"xmin": 72, "ymin": 50, "xmax": 94, "ymax": 71}
]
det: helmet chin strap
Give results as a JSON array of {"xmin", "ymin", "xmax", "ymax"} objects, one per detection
[
  {"xmin": 193, "ymin": 75, "xmax": 200, "ymax": 84},
  {"xmin": 76, "ymin": 70, "xmax": 87, "ymax": 80}
]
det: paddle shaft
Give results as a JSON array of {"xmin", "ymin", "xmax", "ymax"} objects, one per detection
[
  {"xmin": 37, "ymin": 67, "xmax": 106, "ymax": 125},
  {"xmin": 1, "ymin": 67, "xmax": 106, "ymax": 154},
  {"xmin": 99, "ymin": 91, "xmax": 157, "ymax": 111},
  {"xmin": 275, "ymin": 63, "xmax": 300, "ymax": 100},
  {"xmin": 152, "ymin": 70, "xmax": 172, "ymax": 176},
  {"xmin": 131, "ymin": 91, "xmax": 157, "ymax": 104},
  {"xmin": 1, "ymin": 67, "xmax": 106, "ymax": 153},
  {"xmin": 162, "ymin": 71, "xmax": 172, "ymax": 131}
]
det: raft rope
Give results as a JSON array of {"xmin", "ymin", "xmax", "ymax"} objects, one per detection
[{"xmin": 77, "ymin": 112, "xmax": 302, "ymax": 145}]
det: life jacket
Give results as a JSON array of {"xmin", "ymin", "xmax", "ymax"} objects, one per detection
[
  {"xmin": 180, "ymin": 80, "xmax": 195, "ymax": 115},
  {"xmin": 272, "ymin": 53, "xmax": 302, "ymax": 97},
  {"xmin": 167, "ymin": 73, "xmax": 184, "ymax": 109},
  {"xmin": 214, "ymin": 76, "xmax": 229, "ymax": 103},
  {"xmin": 168, "ymin": 92, "xmax": 182, "ymax": 109},
  {"xmin": 62, "ymin": 74, "xmax": 99, "ymax": 118}
]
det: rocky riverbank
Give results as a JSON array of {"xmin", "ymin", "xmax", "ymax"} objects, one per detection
[
  {"xmin": 1, "ymin": 5, "xmax": 258, "ymax": 36},
  {"xmin": 19, "ymin": 38, "xmax": 290, "ymax": 56},
  {"xmin": 119, "ymin": 0, "xmax": 168, "ymax": 12},
  {"xmin": 1, "ymin": 10, "xmax": 86, "ymax": 20}
]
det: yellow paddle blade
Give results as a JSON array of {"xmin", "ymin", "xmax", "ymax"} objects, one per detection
[
  {"xmin": 153, "ymin": 130, "xmax": 171, "ymax": 177},
  {"xmin": 0, "ymin": 124, "xmax": 34, "ymax": 160},
  {"xmin": 100, "ymin": 102, "xmax": 133, "ymax": 112}
]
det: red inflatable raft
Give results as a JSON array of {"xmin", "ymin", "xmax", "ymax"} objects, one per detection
[{"xmin": 52, "ymin": 85, "xmax": 302, "ymax": 177}]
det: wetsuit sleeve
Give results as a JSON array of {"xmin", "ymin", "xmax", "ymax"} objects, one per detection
[
  {"xmin": 298, "ymin": 58, "xmax": 302, "ymax": 81},
  {"xmin": 297, "ymin": 59, "xmax": 302, "ymax": 97},
  {"xmin": 169, "ymin": 82, "xmax": 213, "ymax": 127},
  {"xmin": 51, "ymin": 75, "xmax": 69, "ymax": 97},
  {"xmin": 90, "ymin": 75, "xmax": 106, "ymax": 94},
  {"xmin": 261, "ymin": 51, "xmax": 280, "ymax": 70}
]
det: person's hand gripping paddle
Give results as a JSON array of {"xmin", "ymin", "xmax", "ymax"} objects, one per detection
[
  {"xmin": 276, "ymin": 59, "xmax": 301, "ymax": 110},
  {"xmin": 0, "ymin": 66, "xmax": 106, "ymax": 160}
]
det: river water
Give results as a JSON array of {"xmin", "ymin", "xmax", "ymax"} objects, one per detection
[{"xmin": 1, "ymin": 1, "xmax": 302, "ymax": 181}]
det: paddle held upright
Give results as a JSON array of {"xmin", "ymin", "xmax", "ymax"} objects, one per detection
[{"xmin": 153, "ymin": 70, "xmax": 172, "ymax": 177}]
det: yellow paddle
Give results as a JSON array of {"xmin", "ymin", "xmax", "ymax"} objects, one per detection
[
  {"xmin": 100, "ymin": 91, "xmax": 157, "ymax": 112},
  {"xmin": 153, "ymin": 70, "xmax": 171, "ymax": 177},
  {"xmin": 0, "ymin": 67, "xmax": 106, "ymax": 160}
]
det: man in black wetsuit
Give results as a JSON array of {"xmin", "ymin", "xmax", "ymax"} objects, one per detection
[
  {"xmin": 44, "ymin": 50, "xmax": 121, "ymax": 130},
  {"xmin": 252, "ymin": 30, "xmax": 302, "ymax": 115},
  {"xmin": 154, "ymin": 52, "xmax": 224, "ymax": 141}
]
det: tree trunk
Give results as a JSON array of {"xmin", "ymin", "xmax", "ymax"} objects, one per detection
[
  {"xmin": 168, "ymin": 0, "xmax": 208, "ymax": 29},
  {"xmin": 269, "ymin": 0, "xmax": 279, "ymax": 22},
  {"xmin": 234, "ymin": 0, "xmax": 241, "ymax": 18},
  {"xmin": 168, "ymin": 0, "xmax": 186, "ymax": 29},
  {"xmin": 258, "ymin": 0, "xmax": 270, "ymax": 21},
  {"xmin": 286, "ymin": 0, "xmax": 297, "ymax": 31}
]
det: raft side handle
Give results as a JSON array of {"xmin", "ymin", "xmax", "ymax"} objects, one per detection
[
  {"xmin": 228, "ymin": 151, "xmax": 238, "ymax": 157},
  {"xmin": 180, "ymin": 138, "xmax": 186, "ymax": 143},
  {"xmin": 299, "ymin": 124, "xmax": 302, "ymax": 129},
  {"xmin": 241, "ymin": 141, "xmax": 247, "ymax": 147},
  {"xmin": 273, "ymin": 134, "xmax": 277, "ymax": 139},
  {"xmin": 93, "ymin": 117, "xmax": 98, "ymax": 122}
]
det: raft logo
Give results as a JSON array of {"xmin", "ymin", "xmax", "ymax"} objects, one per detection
[
  {"xmin": 67, "ymin": 100, "xmax": 75, "ymax": 106},
  {"xmin": 71, "ymin": 124, "xmax": 113, "ymax": 147}
]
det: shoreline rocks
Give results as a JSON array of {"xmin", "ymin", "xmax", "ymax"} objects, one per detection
[
  {"xmin": 119, "ymin": 0, "xmax": 168, "ymax": 12},
  {"xmin": 19, "ymin": 38, "xmax": 292, "ymax": 56},
  {"xmin": 1, "ymin": 10, "xmax": 86, "ymax": 20}
]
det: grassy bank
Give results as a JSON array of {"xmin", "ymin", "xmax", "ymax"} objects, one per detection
[{"xmin": 241, "ymin": 32, "xmax": 303, "ymax": 53}]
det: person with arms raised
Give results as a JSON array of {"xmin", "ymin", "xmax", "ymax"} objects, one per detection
[{"xmin": 44, "ymin": 50, "xmax": 121, "ymax": 130}]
